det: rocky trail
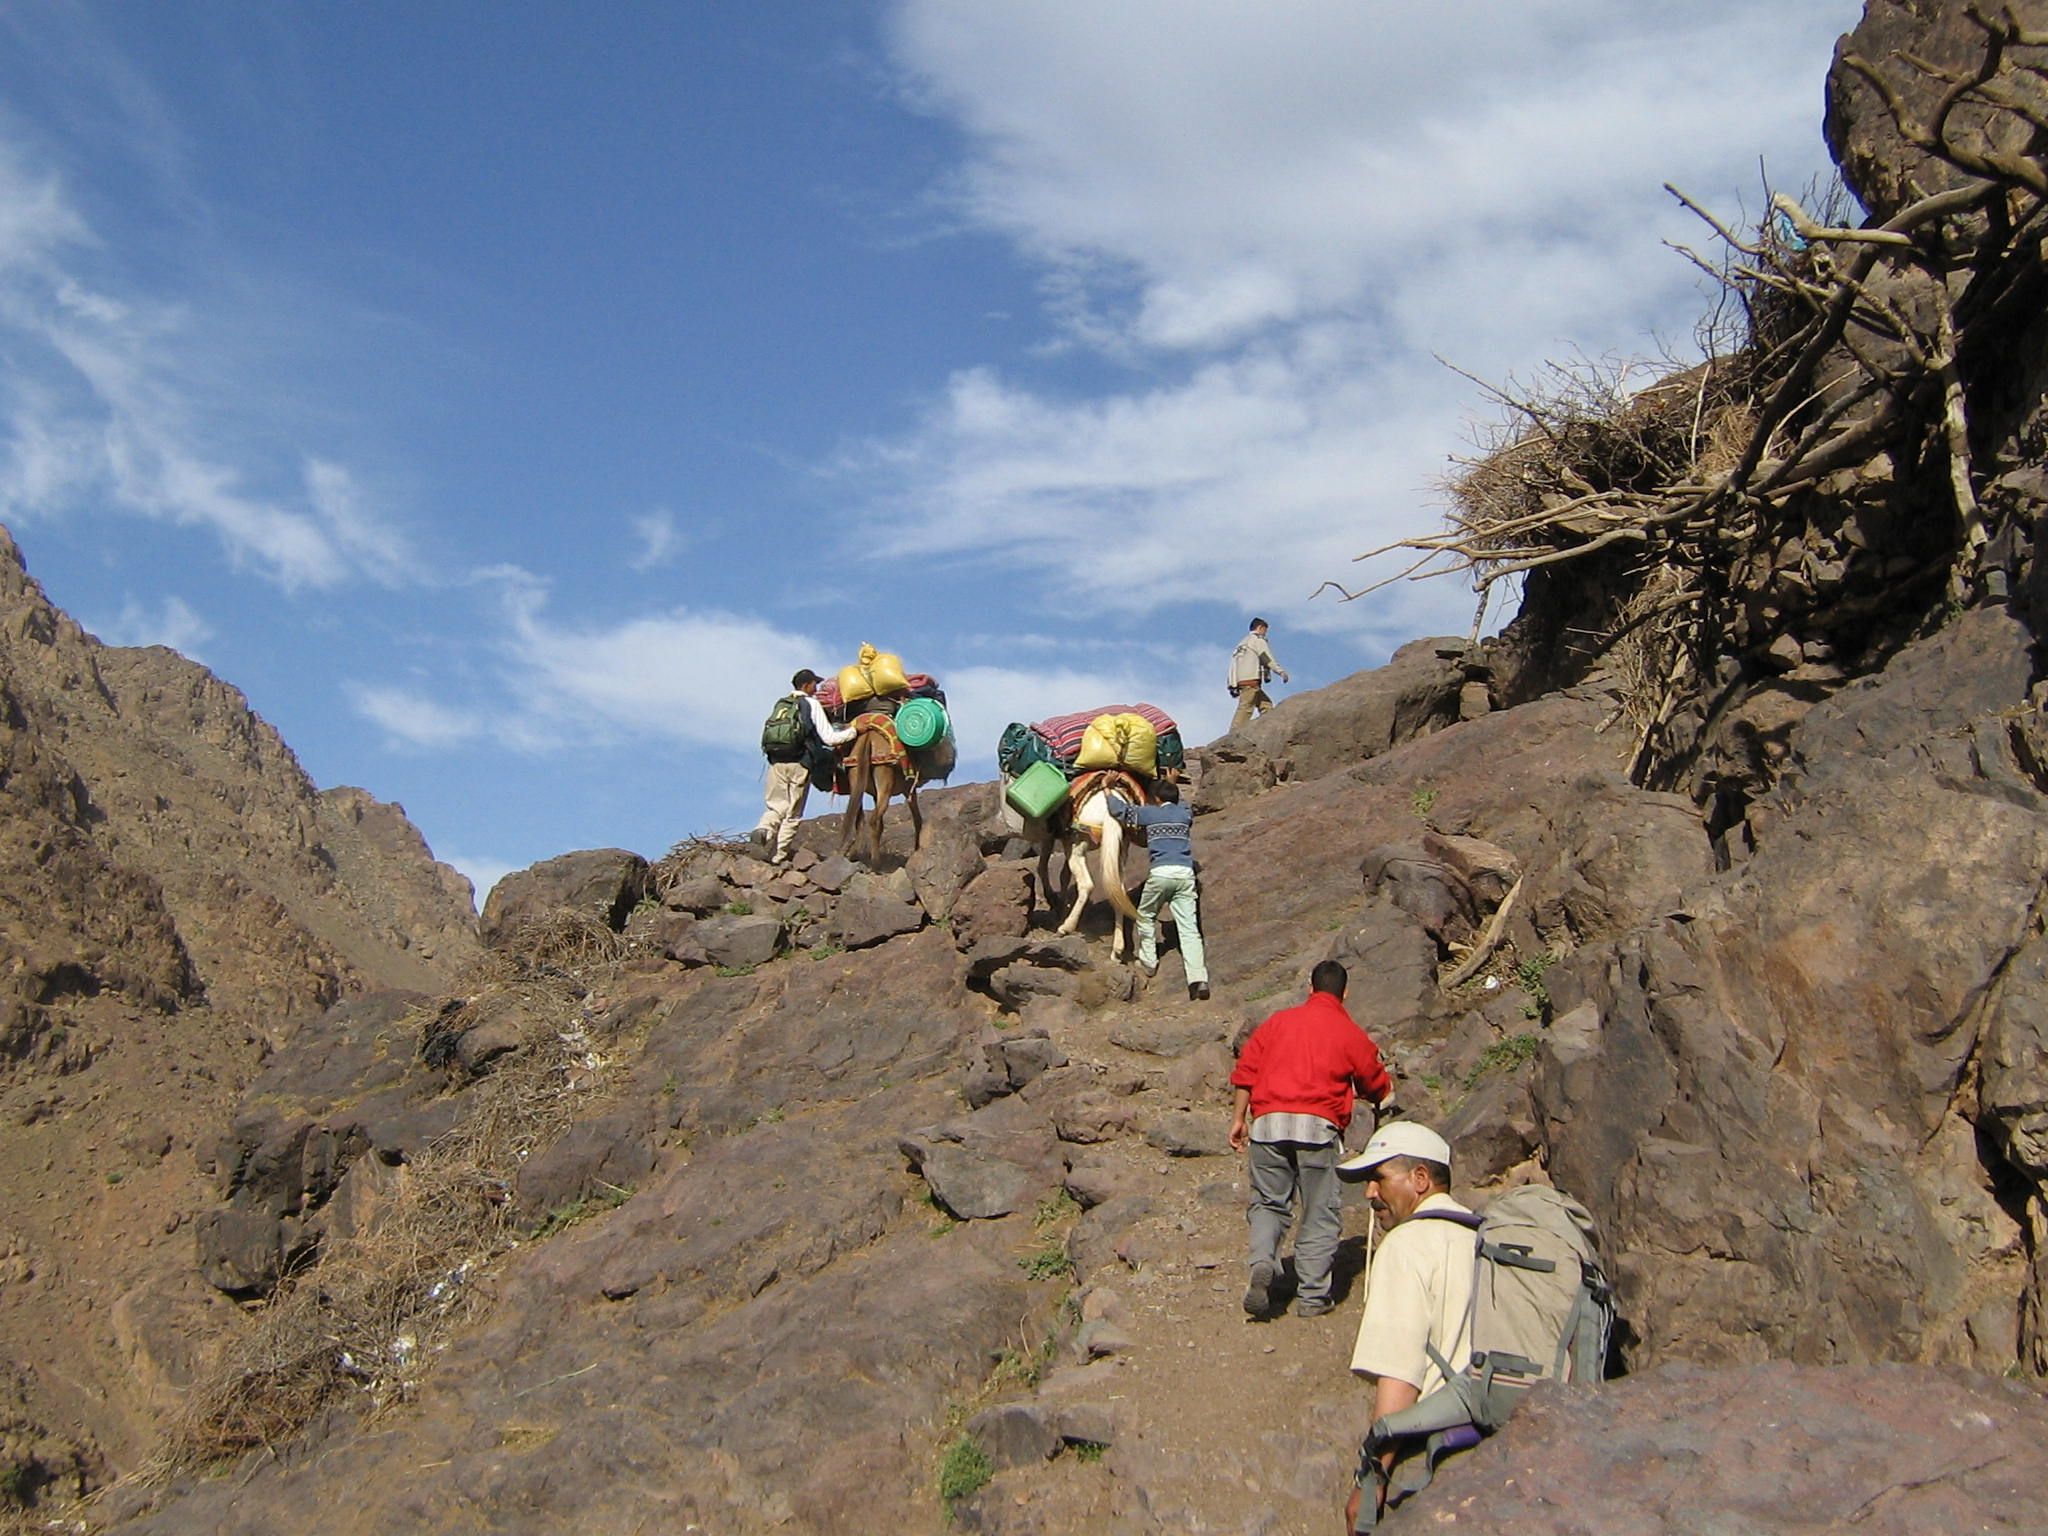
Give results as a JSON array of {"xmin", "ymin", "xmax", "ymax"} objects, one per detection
[
  {"xmin": 14, "ymin": 4, "xmax": 2048, "ymax": 1525},
  {"xmin": 938, "ymin": 970, "xmax": 1385, "ymax": 1536}
]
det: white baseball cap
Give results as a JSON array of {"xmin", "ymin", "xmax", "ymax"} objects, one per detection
[{"xmin": 1336, "ymin": 1121, "xmax": 1452, "ymax": 1179}]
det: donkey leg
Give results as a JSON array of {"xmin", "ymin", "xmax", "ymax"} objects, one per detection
[
  {"xmin": 868, "ymin": 777, "xmax": 888, "ymax": 866},
  {"xmin": 907, "ymin": 787, "xmax": 924, "ymax": 852},
  {"xmin": 1056, "ymin": 843, "xmax": 1092, "ymax": 936},
  {"xmin": 839, "ymin": 769, "xmax": 862, "ymax": 859}
]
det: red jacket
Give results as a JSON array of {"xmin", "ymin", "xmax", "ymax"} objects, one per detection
[{"xmin": 1230, "ymin": 990, "xmax": 1391, "ymax": 1131}]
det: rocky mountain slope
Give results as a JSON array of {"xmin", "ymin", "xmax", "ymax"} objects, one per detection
[
  {"xmin": 0, "ymin": 525, "xmax": 480, "ymax": 1502},
  {"xmin": 8, "ymin": 0, "xmax": 2048, "ymax": 1530}
]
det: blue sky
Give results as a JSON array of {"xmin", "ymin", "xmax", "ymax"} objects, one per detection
[{"xmin": 0, "ymin": 1, "xmax": 1849, "ymax": 904}]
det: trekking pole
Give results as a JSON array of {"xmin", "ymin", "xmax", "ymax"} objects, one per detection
[{"xmin": 1360, "ymin": 1204, "xmax": 1377, "ymax": 1309}]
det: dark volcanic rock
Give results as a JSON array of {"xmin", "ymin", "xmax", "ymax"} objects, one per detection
[
  {"xmin": 1392, "ymin": 1361, "xmax": 2048, "ymax": 1535},
  {"xmin": 1824, "ymin": 0, "xmax": 2048, "ymax": 222},
  {"xmin": 1235, "ymin": 634, "xmax": 1465, "ymax": 781},
  {"xmin": 480, "ymin": 848, "xmax": 649, "ymax": 946},
  {"xmin": 951, "ymin": 861, "xmax": 1037, "ymax": 950},
  {"xmin": 685, "ymin": 912, "xmax": 786, "ymax": 969},
  {"xmin": 906, "ymin": 822, "xmax": 985, "ymax": 922},
  {"xmin": 1188, "ymin": 738, "xmax": 1276, "ymax": 814},
  {"xmin": 833, "ymin": 892, "xmax": 925, "ymax": 950},
  {"xmin": 1536, "ymin": 613, "xmax": 2048, "ymax": 1370},
  {"xmin": 901, "ymin": 1096, "xmax": 1066, "ymax": 1220}
]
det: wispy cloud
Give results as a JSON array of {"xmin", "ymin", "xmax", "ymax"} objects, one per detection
[
  {"xmin": 346, "ymin": 683, "xmax": 483, "ymax": 751},
  {"xmin": 88, "ymin": 592, "xmax": 214, "ymax": 658},
  {"xmin": 0, "ymin": 134, "xmax": 417, "ymax": 591},
  {"xmin": 871, "ymin": 0, "xmax": 1845, "ymax": 639},
  {"xmin": 628, "ymin": 508, "xmax": 682, "ymax": 571},
  {"xmin": 495, "ymin": 575, "xmax": 825, "ymax": 754}
]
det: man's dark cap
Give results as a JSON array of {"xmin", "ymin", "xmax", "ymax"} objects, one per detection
[
  {"xmin": 792, "ymin": 668, "xmax": 821, "ymax": 689},
  {"xmin": 1249, "ymin": 617, "xmax": 1267, "ymax": 630}
]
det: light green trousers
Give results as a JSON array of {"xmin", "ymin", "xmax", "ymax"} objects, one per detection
[{"xmin": 1137, "ymin": 863, "xmax": 1207, "ymax": 984}]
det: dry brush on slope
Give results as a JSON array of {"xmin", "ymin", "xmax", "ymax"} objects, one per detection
[{"xmin": 1329, "ymin": 3, "xmax": 2048, "ymax": 832}]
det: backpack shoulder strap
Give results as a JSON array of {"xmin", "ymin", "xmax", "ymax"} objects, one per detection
[{"xmin": 1405, "ymin": 1207, "xmax": 1484, "ymax": 1231}]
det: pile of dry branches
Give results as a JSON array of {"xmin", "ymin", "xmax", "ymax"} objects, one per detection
[{"xmin": 1327, "ymin": 4, "xmax": 2048, "ymax": 783}]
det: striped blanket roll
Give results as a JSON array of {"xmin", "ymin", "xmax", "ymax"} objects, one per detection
[{"xmin": 1030, "ymin": 704, "xmax": 1179, "ymax": 764}]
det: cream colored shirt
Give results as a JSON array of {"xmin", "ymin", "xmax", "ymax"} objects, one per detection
[{"xmin": 1349, "ymin": 1192, "xmax": 1476, "ymax": 1396}]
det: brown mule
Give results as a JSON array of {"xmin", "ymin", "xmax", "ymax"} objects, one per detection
[{"xmin": 839, "ymin": 722, "xmax": 923, "ymax": 865}]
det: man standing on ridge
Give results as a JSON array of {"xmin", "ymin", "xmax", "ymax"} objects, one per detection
[
  {"xmin": 1228, "ymin": 616, "xmax": 1289, "ymax": 732},
  {"xmin": 1227, "ymin": 960, "xmax": 1394, "ymax": 1318},
  {"xmin": 1106, "ymin": 778, "xmax": 1210, "ymax": 1002},
  {"xmin": 753, "ymin": 669, "xmax": 854, "ymax": 866}
]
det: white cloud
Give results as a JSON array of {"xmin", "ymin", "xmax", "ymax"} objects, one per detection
[
  {"xmin": 869, "ymin": 0, "xmax": 1847, "ymax": 642},
  {"xmin": 0, "ymin": 133, "xmax": 414, "ymax": 591},
  {"xmin": 305, "ymin": 458, "xmax": 415, "ymax": 587},
  {"xmin": 628, "ymin": 507, "xmax": 682, "ymax": 571},
  {"xmin": 494, "ymin": 577, "xmax": 829, "ymax": 754},
  {"xmin": 347, "ymin": 683, "xmax": 483, "ymax": 751},
  {"xmin": 89, "ymin": 593, "xmax": 214, "ymax": 658}
]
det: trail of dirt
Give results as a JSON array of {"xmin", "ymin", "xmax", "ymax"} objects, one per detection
[{"xmin": 966, "ymin": 966, "xmax": 1381, "ymax": 1536}]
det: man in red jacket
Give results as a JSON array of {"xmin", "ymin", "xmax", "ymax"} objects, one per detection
[{"xmin": 1228, "ymin": 960, "xmax": 1395, "ymax": 1319}]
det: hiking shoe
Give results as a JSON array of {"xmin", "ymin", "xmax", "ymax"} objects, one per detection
[
  {"xmin": 1243, "ymin": 1261, "xmax": 1277, "ymax": 1318},
  {"xmin": 1189, "ymin": 982, "xmax": 1211, "ymax": 1001},
  {"xmin": 1295, "ymin": 1298, "xmax": 1335, "ymax": 1318}
]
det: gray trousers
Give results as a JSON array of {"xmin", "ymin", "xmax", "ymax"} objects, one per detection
[{"xmin": 1246, "ymin": 1139, "xmax": 1343, "ymax": 1305}]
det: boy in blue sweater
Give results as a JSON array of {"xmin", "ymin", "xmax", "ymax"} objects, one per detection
[{"xmin": 1106, "ymin": 779, "xmax": 1211, "ymax": 1001}]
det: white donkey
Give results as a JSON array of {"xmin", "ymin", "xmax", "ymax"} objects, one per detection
[{"xmin": 1038, "ymin": 780, "xmax": 1144, "ymax": 960}]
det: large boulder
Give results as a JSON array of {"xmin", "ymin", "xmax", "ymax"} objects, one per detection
[
  {"xmin": 1535, "ymin": 613, "xmax": 2048, "ymax": 1371},
  {"xmin": 1396, "ymin": 1361, "xmax": 2048, "ymax": 1533},
  {"xmin": 905, "ymin": 823, "xmax": 985, "ymax": 922},
  {"xmin": 951, "ymin": 861, "xmax": 1037, "ymax": 950},
  {"xmin": 480, "ymin": 848, "xmax": 649, "ymax": 947},
  {"xmin": 1234, "ymin": 635, "xmax": 1466, "ymax": 782},
  {"xmin": 1824, "ymin": 0, "xmax": 2048, "ymax": 222}
]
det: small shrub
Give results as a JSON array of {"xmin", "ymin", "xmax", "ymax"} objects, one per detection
[
  {"xmin": 0, "ymin": 1458, "xmax": 35, "ymax": 1507},
  {"xmin": 1411, "ymin": 785, "xmax": 1439, "ymax": 819},
  {"xmin": 529, "ymin": 1181, "xmax": 634, "ymax": 1240},
  {"xmin": 713, "ymin": 963, "xmax": 757, "ymax": 978},
  {"xmin": 808, "ymin": 940, "xmax": 846, "ymax": 960},
  {"xmin": 1033, "ymin": 1189, "xmax": 1078, "ymax": 1228},
  {"xmin": 1465, "ymin": 1033, "xmax": 1540, "ymax": 1090},
  {"xmin": 1019, "ymin": 1238, "xmax": 1073, "ymax": 1283},
  {"xmin": 936, "ymin": 1434, "xmax": 993, "ymax": 1505},
  {"xmin": 723, "ymin": 899, "xmax": 754, "ymax": 917},
  {"xmin": 1514, "ymin": 951, "xmax": 1559, "ymax": 1018},
  {"xmin": 1073, "ymin": 1440, "xmax": 1108, "ymax": 1464}
]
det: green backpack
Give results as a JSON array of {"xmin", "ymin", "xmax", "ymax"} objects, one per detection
[
  {"xmin": 1352, "ymin": 1184, "xmax": 1614, "ymax": 1529},
  {"xmin": 760, "ymin": 694, "xmax": 809, "ymax": 758}
]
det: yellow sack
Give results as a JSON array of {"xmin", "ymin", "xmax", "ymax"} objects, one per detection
[
  {"xmin": 1075, "ymin": 711, "xmax": 1159, "ymax": 778},
  {"xmin": 838, "ymin": 642, "xmax": 908, "ymax": 704}
]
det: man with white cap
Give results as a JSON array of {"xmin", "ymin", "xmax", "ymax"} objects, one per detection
[{"xmin": 1337, "ymin": 1122, "xmax": 1472, "ymax": 1531}]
